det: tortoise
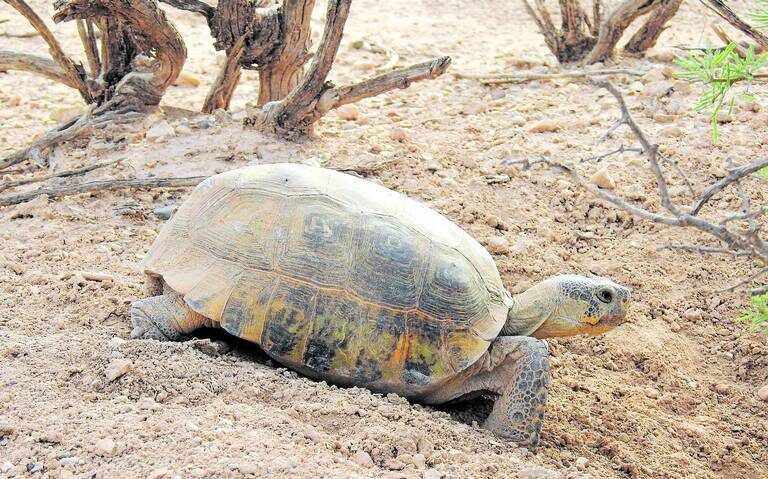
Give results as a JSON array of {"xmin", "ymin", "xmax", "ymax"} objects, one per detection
[{"xmin": 131, "ymin": 163, "xmax": 630, "ymax": 447}]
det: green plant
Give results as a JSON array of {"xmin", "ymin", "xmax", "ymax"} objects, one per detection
[
  {"xmin": 739, "ymin": 292, "xmax": 768, "ymax": 333},
  {"xmin": 674, "ymin": 44, "xmax": 768, "ymax": 142}
]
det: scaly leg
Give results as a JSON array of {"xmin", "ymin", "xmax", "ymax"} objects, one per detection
[
  {"xmin": 130, "ymin": 284, "xmax": 208, "ymax": 341},
  {"xmin": 423, "ymin": 336, "xmax": 550, "ymax": 449}
]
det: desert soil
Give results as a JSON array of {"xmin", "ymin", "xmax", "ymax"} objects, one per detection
[{"xmin": 1, "ymin": 0, "xmax": 768, "ymax": 478}]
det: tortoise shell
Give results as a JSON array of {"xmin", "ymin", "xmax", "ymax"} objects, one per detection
[{"xmin": 142, "ymin": 163, "xmax": 511, "ymax": 397}]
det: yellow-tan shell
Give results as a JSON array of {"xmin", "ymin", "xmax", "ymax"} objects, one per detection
[{"xmin": 142, "ymin": 163, "xmax": 511, "ymax": 396}]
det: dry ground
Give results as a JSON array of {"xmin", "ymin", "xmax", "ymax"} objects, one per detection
[{"xmin": 1, "ymin": 0, "xmax": 768, "ymax": 478}]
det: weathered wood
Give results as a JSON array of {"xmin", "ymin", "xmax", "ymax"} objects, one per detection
[
  {"xmin": 202, "ymin": 31, "xmax": 247, "ymax": 113},
  {"xmin": 2, "ymin": 0, "xmax": 91, "ymax": 100},
  {"xmin": 700, "ymin": 0, "xmax": 768, "ymax": 49},
  {"xmin": 624, "ymin": 0, "xmax": 682, "ymax": 53},
  {"xmin": 0, "ymin": 175, "xmax": 208, "ymax": 207},
  {"xmin": 54, "ymin": 0, "xmax": 187, "ymax": 112},
  {"xmin": 0, "ymin": 50, "xmax": 77, "ymax": 88},
  {"xmin": 584, "ymin": 0, "xmax": 663, "ymax": 64}
]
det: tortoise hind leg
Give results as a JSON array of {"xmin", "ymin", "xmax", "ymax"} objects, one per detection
[
  {"xmin": 423, "ymin": 336, "xmax": 550, "ymax": 449},
  {"xmin": 130, "ymin": 285, "xmax": 208, "ymax": 341}
]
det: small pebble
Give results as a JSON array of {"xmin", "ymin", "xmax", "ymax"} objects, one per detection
[
  {"xmin": 145, "ymin": 121, "xmax": 175, "ymax": 142},
  {"xmin": 95, "ymin": 438, "xmax": 116, "ymax": 456},
  {"xmin": 60, "ymin": 470, "xmax": 75, "ymax": 479},
  {"xmin": 389, "ymin": 127, "xmax": 408, "ymax": 142},
  {"xmin": 509, "ymin": 114, "xmax": 526, "ymax": 127},
  {"xmin": 153, "ymin": 205, "xmax": 179, "ymax": 220},
  {"xmin": 517, "ymin": 466, "xmax": 559, "ymax": 479},
  {"xmin": 461, "ymin": 102, "xmax": 486, "ymax": 115},
  {"xmin": 487, "ymin": 236, "xmax": 510, "ymax": 254},
  {"xmin": 190, "ymin": 468, "xmax": 206, "ymax": 478},
  {"xmin": 0, "ymin": 462, "xmax": 12, "ymax": 474},
  {"xmin": 528, "ymin": 120, "xmax": 562, "ymax": 133},
  {"xmin": 590, "ymin": 167, "xmax": 616, "ymax": 189},
  {"xmin": 757, "ymin": 385, "xmax": 768, "ymax": 401},
  {"xmin": 659, "ymin": 126, "xmax": 683, "ymax": 138},
  {"xmin": 575, "ymin": 456, "xmax": 589, "ymax": 470},
  {"xmin": 714, "ymin": 383, "xmax": 731, "ymax": 394},
  {"xmin": 352, "ymin": 451, "xmax": 374, "ymax": 468},
  {"xmin": 105, "ymin": 358, "xmax": 132, "ymax": 382},
  {"xmin": 336, "ymin": 104, "xmax": 359, "ymax": 121},
  {"xmin": 80, "ymin": 271, "xmax": 114, "ymax": 282},
  {"xmin": 175, "ymin": 124, "xmax": 193, "ymax": 135},
  {"xmin": 644, "ymin": 387, "xmax": 660, "ymax": 399},
  {"xmin": 423, "ymin": 469, "xmax": 442, "ymax": 479},
  {"xmin": 682, "ymin": 309, "xmax": 702, "ymax": 322}
]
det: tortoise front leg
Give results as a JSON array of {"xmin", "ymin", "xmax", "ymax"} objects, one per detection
[
  {"xmin": 423, "ymin": 336, "xmax": 550, "ymax": 449},
  {"xmin": 130, "ymin": 286, "xmax": 207, "ymax": 341}
]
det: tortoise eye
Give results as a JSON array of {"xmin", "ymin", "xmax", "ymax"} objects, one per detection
[{"xmin": 597, "ymin": 288, "xmax": 614, "ymax": 304}]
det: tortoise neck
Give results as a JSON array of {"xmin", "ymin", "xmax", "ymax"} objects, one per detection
[{"xmin": 501, "ymin": 286, "xmax": 551, "ymax": 337}]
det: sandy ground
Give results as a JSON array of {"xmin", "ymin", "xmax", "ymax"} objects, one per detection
[{"xmin": 2, "ymin": 0, "xmax": 768, "ymax": 478}]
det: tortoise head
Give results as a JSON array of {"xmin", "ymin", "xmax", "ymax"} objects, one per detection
[{"xmin": 503, "ymin": 274, "xmax": 631, "ymax": 338}]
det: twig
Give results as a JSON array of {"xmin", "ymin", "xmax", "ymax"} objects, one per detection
[
  {"xmin": 454, "ymin": 68, "xmax": 647, "ymax": 84},
  {"xmin": 699, "ymin": 0, "xmax": 768, "ymax": 49},
  {"xmin": 690, "ymin": 158, "xmax": 768, "ymax": 215},
  {"xmin": 0, "ymin": 30, "xmax": 38, "ymax": 38},
  {"xmin": 716, "ymin": 268, "xmax": 768, "ymax": 293},
  {"xmin": 0, "ymin": 50, "xmax": 78, "ymax": 88},
  {"xmin": 0, "ymin": 111, "xmax": 92, "ymax": 171},
  {"xmin": 327, "ymin": 56, "xmax": 451, "ymax": 111},
  {"xmin": 0, "ymin": 158, "xmax": 122, "ymax": 192},
  {"xmin": 0, "ymin": 175, "xmax": 208, "ymax": 206},
  {"xmin": 3, "ymin": 0, "xmax": 91, "ymax": 101},
  {"xmin": 202, "ymin": 30, "xmax": 247, "ymax": 113},
  {"xmin": 366, "ymin": 38, "xmax": 400, "ymax": 73},
  {"xmin": 658, "ymin": 244, "xmax": 748, "ymax": 255}
]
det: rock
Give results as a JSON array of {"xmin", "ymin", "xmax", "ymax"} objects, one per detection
[
  {"xmin": 190, "ymin": 468, "xmax": 206, "ymax": 478},
  {"xmin": 528, "ymin": 120, "xmax": 562, "ymax": 133},
  {"xmin": 461, "ymin": 102, "xmax": 486, "ymax": 115},
  {"xmin": 652, "ymin": 113, "xmax": 677, "ymax": 123},
  {"xmin": 193, "ymin": 116, "xmax": 216, "ymax": 129},
  {"xmin": 0, "ymin": 462, "xmax": 12, "ymax": 473},
  {"xmin": 716, "ymin": 111, "xmax": 734, "ymax": 123},
  {"xmin": 174, "ymin": 71, "xmax": 201, "ymax": 87},
  {"xmin": 146, "ymin": 121, "xmax": 175, "ymax": 142},
  {"xmin": 517, "ymin": 466, "xmax": 559, "ymax": 479},
  {"xmin": 175, "ymin": 124, "xmax": 192, "ymax": 135},
  {"xmin": 60, "ymin": 470, "xmax": 75, "ymax": 479},
  {"xmin": 628, "ymin": 81, "xmax": 644, "ymax": 93},
  {"xmin": 682, "ymin": 309, "xmax": 702, "ymax": 322},
  {"xmin": 336, "ymin": 104, "xmax": 359, "ymax": 121},
  {"xmin": 389, "ymin": 127, "xmax": 408, "ymax": 142},
  {"xmin": 352, "ymin": 451, "xmax": 374, "ymax": 468},
  {"xmin": 412, "ymin": 453, "xmax": 427, "ymax": 468},
  {"xmin": 384, "ymin": 459, "xmax": 405, "ymax": 470},
  {"xmin": 590, "ymin": 167, "xmax": 616, "ymax": 189},
  {"xmin": 105, "ymin": 358, "xmax": 132, "ymax": 382},
  {"xmin": 80, "ymin": 271, "xmax": 114, "ymax": 282},
  {"xmin": 487, "ymin": 236, "xmax": 510, "ymax": 254},
  {"xmin": 423, "ymin": 469, "xmax": 442, "ymax": 479},
  {"xmin": 153, "ymin": 205, "xmax": 178, "ymax": 220},
  {"xmin": 509, "ymin": 114, "xmax": 526, "ymax": 127},
  {"xmin": 644, "ymin": 387, "xmax": 660, "ymax": 399},
  {"xmin": 148, "ymin": 468, "xmax": 172, "ymax": 479},
  {"xmin": 659, "ymin": 126, "xmax": 683, "ymax": 138},
  {"xmin": 575, "ymin": 456, "xmax": 589, "ymax": 470},
  {"xmin": 758, "ymin": 385, "xmax": 768, "ymax": 401},
  {"xmin": 714, "ymin": 383, "xmax": 731, "ymax": 394},
  {"xmin": 50, "ymin": 106, "xmax": 83, "ymax": 123},
  {"xmin": 95, "ymin": 438, "xmax": 116, "ymax": 456}
]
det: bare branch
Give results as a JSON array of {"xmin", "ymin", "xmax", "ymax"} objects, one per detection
[
  {"xmin": 624, "ymin": 0, "xmax": 682, "ymax": 53},
  {"xmin": 158, "ymin": 0, "xmax": 214, "ymax": 19},
  {"xmin": 716, "ymin": 268, "xmax": 768, "ymax": 293},
  {"xmin": 76, "ymin": 19, "xmax": 100, "ymax": 77},
  {"xmin": 585, "ymin": 0, "xmax": 663, "ymax": 64},
  {"xmin": 454, "ymin": 67, "xmax": 647, "ymax": 84},
  {"xmin": 3, "ymin": 0, "xmax": 91, "ymax": 100},
  {"xmin": 690, "ymin": 159, "xmax": 768, "ymax": 215},
  {"xmin": 0, "ymin": 50, "xmax": 78, "ymax": 88},
  {"xmin": 202, "ymin": 31, "xmax": 247, "ymax": 113},
  {"xmin": 699, "ymin": 0, "xmax": 768, "ymax": 49},
  {"xmin": 0, "ymin": 158, "xmax": 122, "ymax": 192},
  {"xmin": 320, "ymin": 56, "xmax": 451, "ymax": 113},
  {"xmin": 0, "ymin": 175, "xmax": 208, "ymax": 207}
]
